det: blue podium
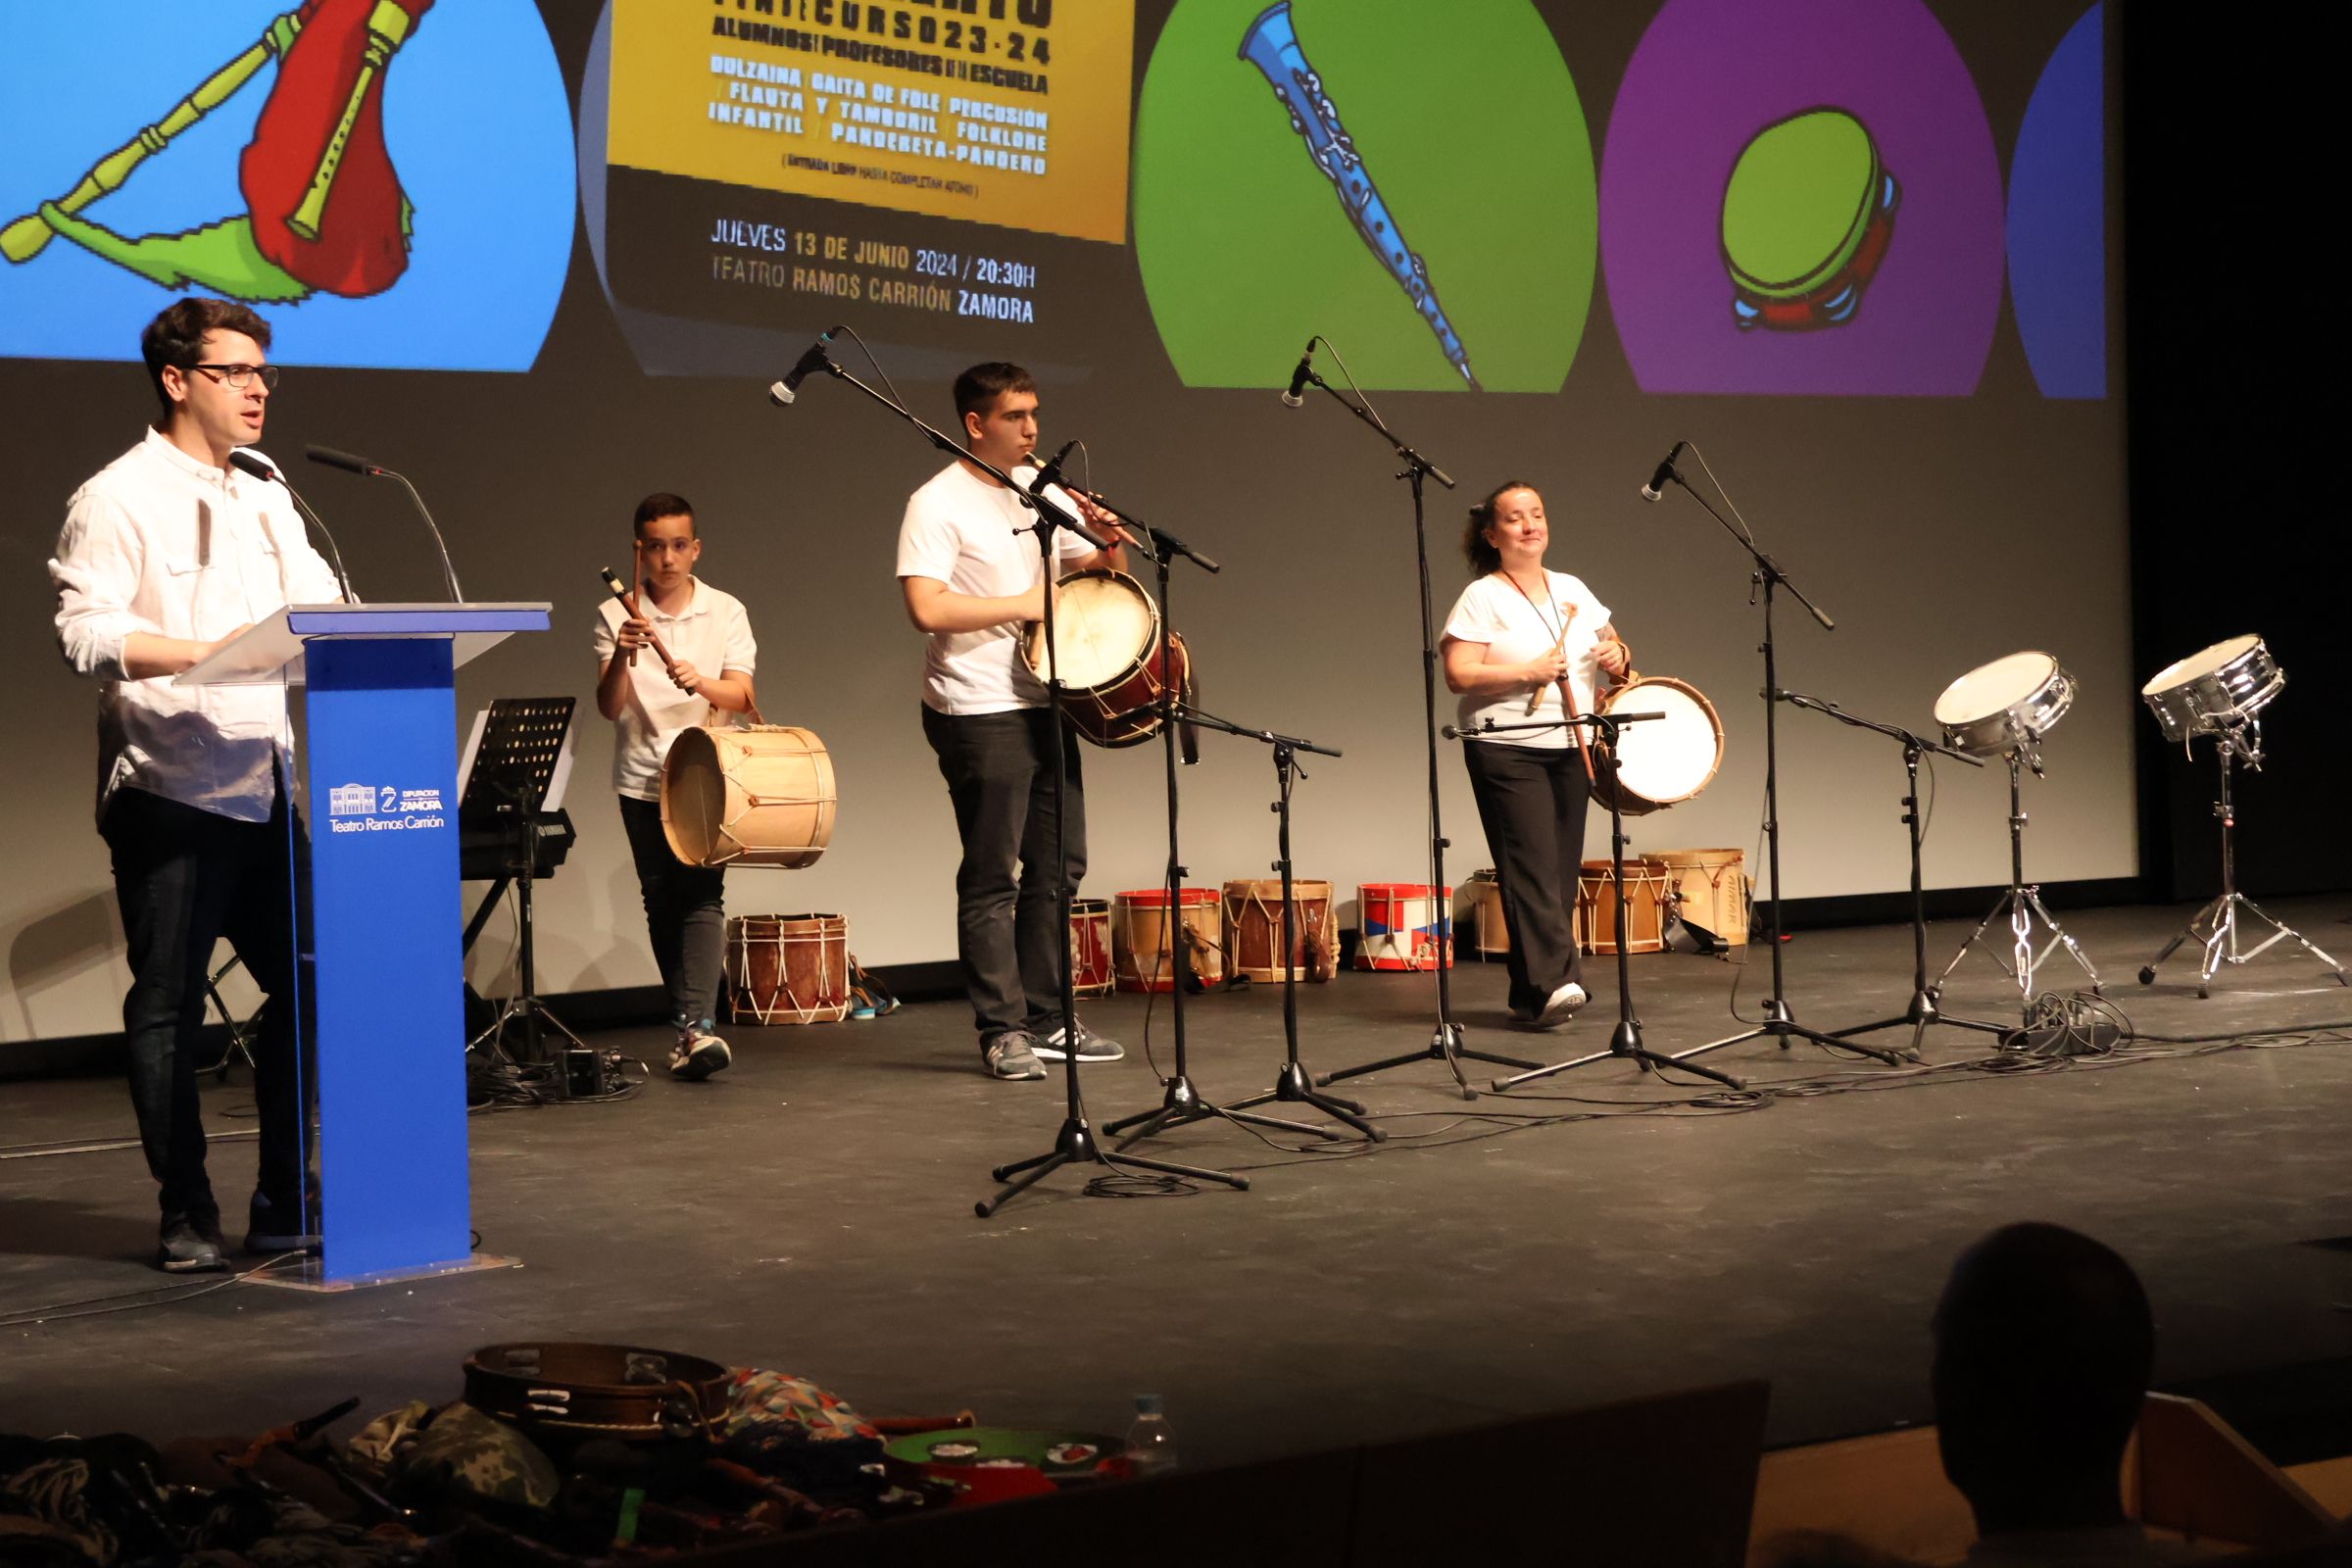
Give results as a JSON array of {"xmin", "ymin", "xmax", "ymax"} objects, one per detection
[{"xmin": 181, "ymin": 603, "xmax": 550, "ymax": 1286}]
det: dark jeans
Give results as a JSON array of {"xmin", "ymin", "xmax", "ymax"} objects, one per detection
[
  {"xmin": 618, "ymin": 794, "xmax": 726, "ymax": 1030},
  {"xmin": 1461, "ymin": 740, "xmax": 1590, "ymax": 1013},
  {"xmin": 102, "ymin": 784, "xmax": 311, "ymax": 1227},
  {"xmin": 921, "ymin": 704, "xmax": 1086, "ymax": 1040}
]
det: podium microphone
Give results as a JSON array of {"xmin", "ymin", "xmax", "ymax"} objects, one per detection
[
  {"xmin": 1280, "ymin": 337, "xmax": 1318, "ymax": 408},
  {"xmin": 768, "ymin": 327, "xmax": 841, "ymax": 406},
  {"xmin": 229, "ymin": 448, "xmax": 358, "ymax": 603},
  {"xmin": 307, "ymin": 445, "xmax": 465, "ymax": 602},
  {"xmin": 1639, "ymin": 440, "xmax": 1687, "ymax": 503}
]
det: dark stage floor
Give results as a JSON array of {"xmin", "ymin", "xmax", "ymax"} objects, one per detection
[{"xmin": 7, "ymin": 898, "xmax": 2352, "ymax": 1474}]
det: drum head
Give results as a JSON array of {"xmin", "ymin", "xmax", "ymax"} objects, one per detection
[
  {"xmin": 2141, "ymin": 633, "xmax": 2262, "ymax": 696},
  {"xmin": 1027, "ymin": 571, "xmax": 1153, "ymax": 689},
  {"xmin": 1609, "ymin": 680, "xmax": 1724, "ymax": 805},
  {"xmin": 662, "ymin": 728, "xmax": 724, "ymax": 865},
  {"xmin": 1934, "ymin": 652, "xmax": 2058, "ymax": 726}
]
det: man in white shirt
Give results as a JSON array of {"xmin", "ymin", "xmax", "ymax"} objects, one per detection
[
  {"xmin": 594, "ymin": 492, "xmax": 759, "ymax": 1081},
  {"xmin": 896, "ymin": 363, "xmax": 1128, "ymax": 1080},
  {"xmin": 51, "ymin": 299, "xmax": 342, "ymax": 1273}
]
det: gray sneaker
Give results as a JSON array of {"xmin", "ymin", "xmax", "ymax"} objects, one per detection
[
  {"xmin": 669, "ymin": 1026, "xmax": 732, "ymax": 1082},
  {"xmin": 1035, "ymin": 1020, "xmax": 1124, "ymax": 1062},
  {"xmin": 1535, "ymin": 981, "xmax": 1589, "ymax": 1028},
  {"xmin": 985, "ymin": 1030, "xmax": 1048, "ymax": 1080}
]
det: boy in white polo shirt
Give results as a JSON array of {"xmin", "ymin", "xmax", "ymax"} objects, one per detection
[{"xmin": 594, "ymin": 493, "xmax": 758, "ymax": 1081}]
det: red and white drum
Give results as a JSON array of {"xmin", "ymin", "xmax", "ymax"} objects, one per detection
[
  {"xmin": 725, "ymin": 912, "xmax": 850, "ymax": 1025},
  {"xmin": 1355, "ymin": 883, "xmax": 1451, "ymax": 971},
  {"xmin": 1111, "ymin": 888, "xmax": 1224, "ymax": 993},
  {"xmin": 1069, "ymin": 897, "xmax": 1114, "ymax": 998}
]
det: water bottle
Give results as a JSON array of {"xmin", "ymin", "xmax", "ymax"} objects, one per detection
[{"xmin": 1124, "ymin": 1394, "xmax": 1178, "ymax": 1479}]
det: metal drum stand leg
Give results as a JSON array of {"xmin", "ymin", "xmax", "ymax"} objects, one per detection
[
  {"xmin": 2137, "ymin": 730, "xmax": 2347, "ymax": 998},
  {"xmin": 1932, "ymin": 753, "xmax": 2102, "ymax": 1021}
]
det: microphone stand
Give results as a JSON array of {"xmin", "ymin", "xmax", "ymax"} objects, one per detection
[
  {"xmin": 1650, "ymin": 460, "xmax": 1899, "ymax": 1071},
  {"xmin": 1777, "ymin": 691, "xmax": 2005, "ymax": 1058},
  {"xmin": 1286, "ymin": 362, "xmax": 1541, "ymax": 1098},
  {"xmin": 1454, "ymin": 711, "xmax": 1744, "ymax": 1093},
  {"xmin": 779, "ymin": 349, "xmax": 1241, "ymax": 1213},
  {"xmin": 1094, "ymin": 507, "xmax": 1342, "ymax": 1152}
]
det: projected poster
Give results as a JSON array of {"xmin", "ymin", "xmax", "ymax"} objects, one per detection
[
  {"xmin": 0, "ymin": 0, "xmax": 575, "ymax": 370},
  {"xmin": 589, "ymin": 0, "xmax": 1136, "ymax": 376}
]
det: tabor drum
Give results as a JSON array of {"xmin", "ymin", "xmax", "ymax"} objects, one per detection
[
  {"xmin": 1591, "ymin": 677, "xmax": 1725, "ymax": 816},
  {"xmin": 1221, "ymin": 879, "xmax": 1339, "ymax": 984},
  {"xmin": 1578, "ymin": 859, "xmax": 1669, "ymax": 956},
  {"xmin": 662, "ymin": 724, "xmax": 836, "ymax": 869},
  {"xmin": 1933, "ymin": 652, "xmax": 2075, "ymax": 758},
  {"xmin": 726, "ymin": 913, "xmax": 850, "ymax": 1025},
  {"xmin": 1464, "ymin": 868, "xmax": 1510, "ymax": 960},
  {"xmin": 1021, "ymin": 569, "xmax": 1193, "ymax": 748},
  {"xmin": 1069, "ymin": 898, "xmax": 1114, "ymax": 998},
  {"xmin": 1355, "ymin": 884, "xmax": 1451, "ymax": 971},
  {"xmin": 1652, "ymin": 848, "xmax": 1750, "ymax": 948},
  {"xmin": 1112, "ymin": 888, "xmax": 1224, "ymax": 993},
  {"xmin": 2140, "ymin": 634, "xmax": 2283, "ymax": 744}
]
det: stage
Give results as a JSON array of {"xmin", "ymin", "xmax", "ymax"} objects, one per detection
[{"xmin": 6, "ymin": 897, "xmax": 2352, "ymax": 1474}]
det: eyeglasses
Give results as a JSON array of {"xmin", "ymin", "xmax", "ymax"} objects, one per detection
[{"xmin": 189, "ymin": 363, "xmax": 280, "ymax": 390}]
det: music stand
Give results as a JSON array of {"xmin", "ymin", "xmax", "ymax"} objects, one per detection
[{"xmin": 460, "ymin": 698, "xmax": 592, "ymax": 1093}]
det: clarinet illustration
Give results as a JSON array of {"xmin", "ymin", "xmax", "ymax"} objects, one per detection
[{"xmin": 1239, "ymin": 1, "xmax": 1480, "ymax": 390}]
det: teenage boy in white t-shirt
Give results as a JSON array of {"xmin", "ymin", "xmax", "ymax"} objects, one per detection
[
  {"xmin": 594, "ymin": 492, "xmax": 758, "ymax": 1081},
  {"xmin": 896, "ymin": 363, "xmax": 1130, "ymax": 1081}
]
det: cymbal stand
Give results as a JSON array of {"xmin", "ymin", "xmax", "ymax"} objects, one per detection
[
  {"xmin": 1652, "ymin": 450, "xmax": 1871, "ymax": 1069},
  {"xmin": 781, "ymin": 347, "xmax": 1242, "ymax": 1212},
  {"xmin": 1459, "ymin": 712, "xmax": 1745, "ymax": 1093},
  {"xmin": 1931, "ymin": 749, "xmax": 2102, "ymax": 1023},
  {"xmin": 1286, "ymin": 351, "xmax": 1539, "ymax": 1096},
  {"xmin": 1777, "ymin": 692, "xmax": 2006, "ymax": 1057},
  {"xmin": 2137, "ymin": 722, "xmax": 2345, "ymax": 997}
]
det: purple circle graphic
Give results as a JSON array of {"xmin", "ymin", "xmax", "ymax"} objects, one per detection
[{"xmin": 1600, "ymin": 0, "xmax": 2004, "ymax": 396}]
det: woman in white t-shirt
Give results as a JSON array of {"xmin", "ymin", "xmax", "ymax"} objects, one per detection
[{"xmin": 1441, "ymin": 480, "xmax": 1633, "ymax": 1029}]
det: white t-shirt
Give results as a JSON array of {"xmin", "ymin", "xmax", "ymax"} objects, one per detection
[
  {"xmin": 592, "ymin": 578, "xmax": 758, "ymax": 802},
  {"xmin": 51, "ymin": 428, "xmax": 343, "ymax": 823},
  {"xmin": 1442, "ymin": 569, "xmax": 1612, "ymax": 750},
  {"xmin": 895, "ymin": 460, "xmax": 1093, "ymax": 714}
]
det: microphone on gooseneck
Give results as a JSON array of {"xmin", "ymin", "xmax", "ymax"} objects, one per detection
[
  {"xmin": 306, "ymin": 445, "xmax": 465, "ymax": 601},
  {"xmin": 1639, "ymin": 440, "xmax": 1688, "ymax": 503},
  {"xmin": 228, "ymin": 448, "xmax": 358, "ymax": 603}
]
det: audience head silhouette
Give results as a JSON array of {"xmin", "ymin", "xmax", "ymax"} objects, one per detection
[{"xmin": 1932, "ymin": 1221, "xmax": 2154, "ymax": 1537}]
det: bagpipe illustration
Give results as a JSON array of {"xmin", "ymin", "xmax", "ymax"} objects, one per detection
[
  {"xmin": 1239, "ymin": 1, "xmax": 1480, "ymax": 390},
  {"xmin": 0, "ymin": 0, "xmax": 430, "ymax": 303}
]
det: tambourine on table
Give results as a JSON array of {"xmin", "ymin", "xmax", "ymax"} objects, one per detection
[{"xmin": 1443, "ymin": 706, "xmax": 1744, "ymax": 1094}]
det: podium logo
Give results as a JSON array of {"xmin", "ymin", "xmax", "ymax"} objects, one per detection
[{"xmin": 328, "ymin": 782, "xmax": 377, "ymax": 817}]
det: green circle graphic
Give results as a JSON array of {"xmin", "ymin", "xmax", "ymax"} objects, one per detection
[{"xmin": 1135, "ymin": 0, "xmax": 1596, "ymax": 393}]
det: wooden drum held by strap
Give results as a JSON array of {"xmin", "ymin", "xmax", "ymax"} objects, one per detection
[{"xmin": 662, "ymin": 724, "xmax": 835, "ymax": 869}]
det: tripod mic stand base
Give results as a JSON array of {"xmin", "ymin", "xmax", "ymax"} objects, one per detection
[
  {"xmin": 1316, "ymin": 1023, "xmax": 1541, "ymax": 1099},
  {"xmin": 1491, "ymin": 1016, "xmax": 1747, "ymax": 1093},
  {"xmin": 1231, "ymin": 1060, "xmax": 1388, "ymax": 1142},
  {"xmin": 1690, "ymin": 1005, "xmax": 1906, "ymax": 1068},
  {"xmin": 1104, "ymin": 1073, "xmax": 1346, "ymax": 1148},
  {"xmin": 979, "ymin": 1114, "xmax": 1247, "ymax": 1217},
  {"xmin": 1828, "ymin": 988, "xmax": 2006, "ymax": 1060}
]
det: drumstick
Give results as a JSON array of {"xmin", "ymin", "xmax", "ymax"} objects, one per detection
[
  {"xmin": 1525, "ymin": 602, "xmax": 1579, "ymax": 715},
  {"xmin": 624, "ymin": 535, "xmax": 641, "ymax": 666}
]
